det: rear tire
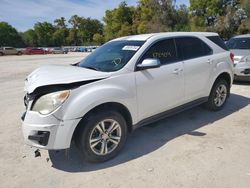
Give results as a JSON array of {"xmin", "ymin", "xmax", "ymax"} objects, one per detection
[
  {"xmin": 205, "ymin": 79, "xmax": 229, "ymax": 111},
  {"xmin": 75, "ymin": 110, "xmax": 128, "ymax": 163},
  {"xmin": 0, "ymin": 52, "xmax": 3, "ymax": 56}
]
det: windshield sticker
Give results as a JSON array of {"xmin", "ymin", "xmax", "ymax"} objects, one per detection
[{"xmin": 122, "ymin": 46, "xmax": 140, "ymax": 51}]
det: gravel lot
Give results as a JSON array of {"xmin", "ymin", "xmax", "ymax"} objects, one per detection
[{"xmin": 0, "ymin": 53, "xmax": 249, "ymax": 188}]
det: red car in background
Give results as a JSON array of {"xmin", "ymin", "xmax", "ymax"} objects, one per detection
[{"xmin": 24, "ymin": 48, "xmax": 46, "ymax": 55}]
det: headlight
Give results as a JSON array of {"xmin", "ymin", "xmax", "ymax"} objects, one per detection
[
  {"xmin": 32, "ymin": 90, "xmax": 70, "ymax": 115},
  {"xmin": 239, "ymin": 56, "xmax": 250, "ymax": 63}
]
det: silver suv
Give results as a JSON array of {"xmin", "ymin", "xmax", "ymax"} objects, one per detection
[
  {"xmin": 227, "ymin": 34, "xmax": 250, "ymax": 81},
  {"xmin": 0, "ymin": 47, "xmax": 22, "ymax": 56},
  {"xmin": 22, "ymin": 32, "xmax": 234, "ymax": 162}
]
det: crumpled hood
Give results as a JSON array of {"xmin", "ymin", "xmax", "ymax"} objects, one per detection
[{"xmin": 25, "ymin": 64, "xmax": 111, "ymax": 93}]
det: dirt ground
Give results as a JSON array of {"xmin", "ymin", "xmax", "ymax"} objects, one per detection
[{"xmin": 0, "ymin": 53, "xmax": 249, "ymax": 188}]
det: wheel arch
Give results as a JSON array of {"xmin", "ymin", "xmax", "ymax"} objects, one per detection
[
  {"xmin": 215, "ymin": 72, "xmax": 232, "ymax": 86},
  {"xmin": 210, "ymin": 72, "xmax": 232, "ymax": 96},
  {"xmin": 72, "ymin": 102, "xmax": 133, "ymax": 142}
]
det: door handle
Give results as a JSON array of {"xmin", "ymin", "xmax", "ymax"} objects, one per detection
[
  {"xmin": 206, "ymin": 59, "xmax": 212, "ymax": 64},
  {"xmin": 172, "ymin": 68, "xmax": 183, "ymax": 74}
]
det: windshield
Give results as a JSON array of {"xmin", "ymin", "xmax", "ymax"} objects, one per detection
[
  {"xmin": 227, "ymin": 37, "xmax": 250, "ymax": 50},
  {"xmin": 79, "ymin": 40, "xmax": 145, "ymax": 72}
]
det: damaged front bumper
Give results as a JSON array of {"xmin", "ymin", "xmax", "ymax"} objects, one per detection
[{"xmin": 21, "ymin": 110, "xmax": 81, "ymax": 150}]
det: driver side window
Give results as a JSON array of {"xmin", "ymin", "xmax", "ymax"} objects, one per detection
[{"xmin": 141, "ymin": 39, "xmax": 178, "ymax": 65}]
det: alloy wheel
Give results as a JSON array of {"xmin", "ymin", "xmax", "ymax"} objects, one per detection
[
  {"xmin": 214, "ymin": 84, "xmax": 227, "ymax": 107},
  {"xmin": 89, "ymin": 119, "xmax": 122, "ymax": 155}
]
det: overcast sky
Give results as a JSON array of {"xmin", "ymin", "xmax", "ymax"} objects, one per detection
[{"xmin": 0, "ymin": 0, "xmax": 189, "ymax": 32}]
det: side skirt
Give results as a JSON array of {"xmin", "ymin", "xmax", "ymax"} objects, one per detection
[{"xmin": 132, "ymin": 97, "xmax": 208, "ymax": 131}]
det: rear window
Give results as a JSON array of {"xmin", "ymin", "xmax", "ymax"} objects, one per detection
[
  {"xmin": 226, "ymin": 37, "xmax": 250, "ymax": 50},
  {"xmin": 207, "ymin": 36, "xmax": 229, "ymax": 51},
  {"xmin": 175, "ymin": 37, "xmax": 212, "ymax": 60}
]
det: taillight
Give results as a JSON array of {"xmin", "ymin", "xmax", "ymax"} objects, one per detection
[{"xmin": 230, "ymin": 52, "xmax": 234, "ymax": 64}]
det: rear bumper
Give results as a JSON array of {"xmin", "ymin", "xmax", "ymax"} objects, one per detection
[{"xmin": 234, "ymin": 75, "xmax": 250, "ymax": 81}]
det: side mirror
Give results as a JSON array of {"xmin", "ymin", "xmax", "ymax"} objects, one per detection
[{"xmin": 137, "ymin": 58, "xmax": 161, "ymax": 70}]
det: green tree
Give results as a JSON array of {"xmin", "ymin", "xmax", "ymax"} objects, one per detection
[
  {"xmin": 54, "ymin": 17, "xmax": 67, "ymax": 29},
  {"xmin": 173, "ymin": 4, "xmax": 190, "ymax": 31},
  {"xmin": 133, "ymin": 0, "xmax": 190, "ymax": 33},
  {"xmin": 190, "ymin": 0, "xmax": 246, "ymax": 39},
  {"xmin": 34, "ymin": 22, "xmax": 55, "ymax": 46},
  {"xmin": 68, "ymin": 15, "xmax": 81, "ymax": 45},
  {"xmin": 21, "ymin": 29, "xmax": 38, "ymax": 47},
  {"xmin": 78, "ymin": 18, "xmax": 103, "ymax": 44},
  {"xmin": 93, "ymin": 33, "xmax": 104, "ymax": 44},
  {"xmin": 0, "ymin": 22, "xmax": 23, "ymax": 47},
  {"xmin": 53, "ymin": 17, "xmax": 69, "ymax": 46},
  {"xmin": 237, "ymin": 0, "xmax": 250, "ymax": 34},
  {"xmin": 135, "ymin": 0, "xmax": 166, "ymax": 33},
  {"xmin": 103, "ymin": 1, "xmax": 135, "ymax": 41}
]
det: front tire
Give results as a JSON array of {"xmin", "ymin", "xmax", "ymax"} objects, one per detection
[
  {"xmin": 75, "ymin": 110, "xmax": 128, "ymax": 163},
  {"xmin": 205, "ymin": 79, "xmax": 229, "ymax": 111}
]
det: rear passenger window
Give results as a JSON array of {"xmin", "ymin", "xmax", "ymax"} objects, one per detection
[
  {"xmin": 141, "ymin": 39, "xmax": 178, "ymax": 65},
  {"xmin": 175, "ymin": 37, "xmax": 212, "ymax": 60}
]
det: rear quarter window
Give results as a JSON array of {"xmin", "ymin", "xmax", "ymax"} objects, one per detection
[{"xmin": 207, "ymin": 36, "xmax": 229, "ymax": 51}]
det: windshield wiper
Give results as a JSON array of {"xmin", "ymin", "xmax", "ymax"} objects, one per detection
[
  {"xmin": 83, "ymin": 66, "xmax": 100, "ymax": 71},
  {"xmin": 71, "ymin": 62, "xmax": 80, "ymax": 66}
]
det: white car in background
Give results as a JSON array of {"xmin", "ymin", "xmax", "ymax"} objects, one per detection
[
  {"xmin": 21, "ymin": 32, "xmax": 233, "ymax": 162},
  {"xmin": 227, "ymin": 34, "xmax": 250, "ymax": 81}
]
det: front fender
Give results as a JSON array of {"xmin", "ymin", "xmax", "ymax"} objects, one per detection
[{"xmin": 62, "ymin": 75, "xmax": 137, "ymax": 124}]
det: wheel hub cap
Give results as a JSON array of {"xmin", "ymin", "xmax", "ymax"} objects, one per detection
[
  {"xmin": 101, "ymin": 133, "xmax": 109, "ymax": 140},
  {"xmin": 89, "ymin": 119, "xmax": 122, "ymax": 156},
  {"xmin": 214, "ymin": 84, "xmax": 227, "ymax": 107}
]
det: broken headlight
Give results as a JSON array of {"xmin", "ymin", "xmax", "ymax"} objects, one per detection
[{"xmin": 32, "ymin": 90, "xmax": 70, "ymax": 115}]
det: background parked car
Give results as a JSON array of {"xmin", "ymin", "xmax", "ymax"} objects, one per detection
[
  {"xmin": 226, "ymin": 34, "xmax": 250, "ymax": 81},
  {"xmin": 24, "ymin": 48, "xmax": 46, "ymax": 55},
  {"xmin": 0, "ymin": 47, "xmax": 22, "ymax": 56},
  {"xmin": 77, "ymin": 47, "xmax": 87, "ymax": 52},
  {"xmin": 51, "ymin": 47, "xmax": 68, "ymax": 54}
]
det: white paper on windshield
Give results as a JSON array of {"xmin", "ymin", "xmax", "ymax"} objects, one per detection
[{"xmin": 122, "ymin": 46, "xmax": 140, "ymax": 51}]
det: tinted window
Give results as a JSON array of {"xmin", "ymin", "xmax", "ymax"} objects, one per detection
[
  {"xmin": 227, "ymin": 37, "xmax": 250, "ymax": 50},
  {"xmin": 207, "ymin": 36, "xmax": 228, "ymax": 51},
  {"xmin": 175, "ymin": 37, "xmax": 212, "ymax": 60},
  {"xmin": 5, "ymin": 47, "xmax": 14, "ymax": 50},
  {"xmin": 141, "ymin": 39, "xmax": 178, "ymax": 65}
]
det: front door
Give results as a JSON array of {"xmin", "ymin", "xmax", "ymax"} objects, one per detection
[{"xmin": 135, "ymin": 38, "xmax": 185, "ymax": 121}]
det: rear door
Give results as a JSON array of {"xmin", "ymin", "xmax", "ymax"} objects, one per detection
[
  {"xmin": 135, "ymin": 38, "xmax": 185, "ymax": 120},
  {"xmin": 175, "ymin": 37, "xmax": 213, "ymax": 102}
]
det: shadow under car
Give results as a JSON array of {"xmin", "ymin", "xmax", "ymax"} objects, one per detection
[{"xmin": 48, "ymin": 93, "xmax": 250, "ymax": 172}]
